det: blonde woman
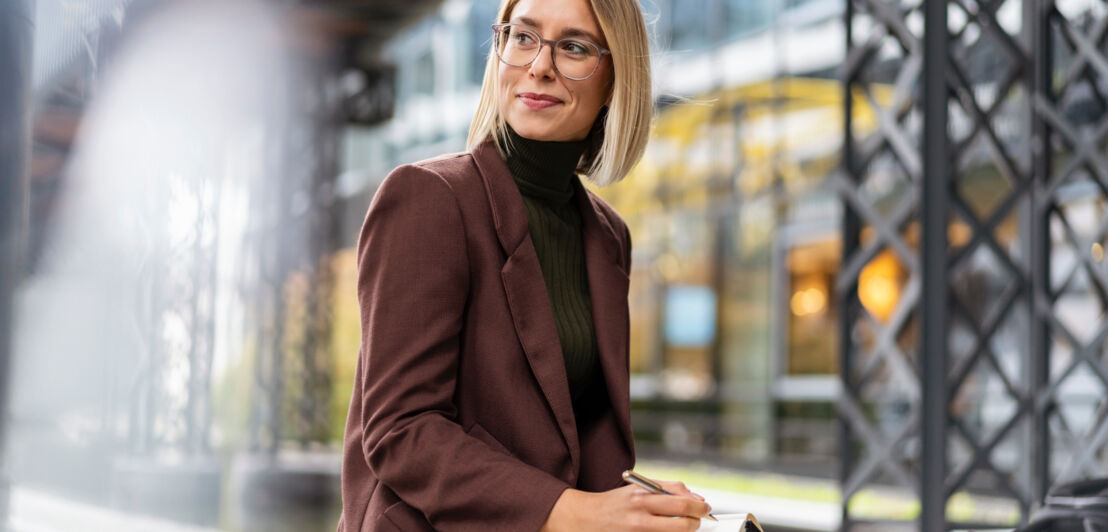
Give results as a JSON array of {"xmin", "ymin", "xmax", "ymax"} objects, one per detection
[{"xmin": 337, "ymin": 0, "xmax": 712, "ymax": 530}]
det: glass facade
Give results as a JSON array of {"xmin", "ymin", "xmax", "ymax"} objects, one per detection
[
  {"xmin": 338, "ymin": 0, "xmax": 1108, "ymax": 489},
  {"xmin": 14, "ymin": 0, "xmax": 1108, "ymax": 527},
  {"xmin": 340, "ymin": 0, "xmax": 851, "ymax": 475}
]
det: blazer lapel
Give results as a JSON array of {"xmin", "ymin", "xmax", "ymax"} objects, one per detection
[
  {"xmin": 573, "ymin": 179, "xmax": 635, "ymax": 460},
  {"xmin": 472, "ymin": 139, "xmax": 581, "ymax": 476}
]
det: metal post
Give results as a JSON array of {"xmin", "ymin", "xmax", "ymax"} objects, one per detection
[
  {"xmin": 921, "ymin": 0, "xmax": 949, "ymax": 530},
  {"xmin": 0, "ymin": 0, "xmax": 34, "ymax": 524},
  {"xmin": 1028, "ymin": 0, "xmax": 1053, "ymax": 508},
  {"xmin": 839, "ymin": 0, "xmax": 857, "ymax": 528}
]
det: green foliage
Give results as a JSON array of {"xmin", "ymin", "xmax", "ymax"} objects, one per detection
[
  {"xmin": 329, "ymin": 250, "xmax": 361, "ymax": 444},
  {"xmin": 212, "ymin": 338, "xmax": 255, "ymax": 449},
  {"xmin": 209, "ymin": 250, "xmax": 359, "ymax": 450}
]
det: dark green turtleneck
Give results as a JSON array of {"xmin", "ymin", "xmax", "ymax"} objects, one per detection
[{"xmin": 498, "ymin": 126, "xmax": 606, "ymax": 430}]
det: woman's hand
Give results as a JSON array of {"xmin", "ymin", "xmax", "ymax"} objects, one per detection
[{"xmin": 540, "ymin": 481, "xmax": 712, "ymax": 532}]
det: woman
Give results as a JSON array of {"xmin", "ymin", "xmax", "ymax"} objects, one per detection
[{"xmin": 337, "ymin": 0, "xmax": 712, "ymax": 530}]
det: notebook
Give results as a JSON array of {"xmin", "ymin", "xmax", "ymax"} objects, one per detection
[{"xmin": 696, "ymin": 512, "xmax": 764, "ymax": 531}]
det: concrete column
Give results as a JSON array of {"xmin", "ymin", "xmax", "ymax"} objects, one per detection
[{"xmin": 0, "ymin": 0, "xmax": 35, "ymax": 524}]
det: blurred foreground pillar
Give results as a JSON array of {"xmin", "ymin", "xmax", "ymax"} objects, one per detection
[{"xmin": 0, "ymin": 0, "xmax": 35, "ymax": 525}]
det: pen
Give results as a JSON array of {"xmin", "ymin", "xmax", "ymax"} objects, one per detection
[{"xmin": 622, "ymin": 470, "xmax": 719, "ymax": 522}]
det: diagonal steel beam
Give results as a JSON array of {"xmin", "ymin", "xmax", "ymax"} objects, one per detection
[
  {"xmin": 832, "ymin": 172, "xmax": 921, "ymax": 274},
  {"xmin": 1055, "ymin": 399, "xmax": 1108, "ymax": 482},
  {"xmin": 946, "ymin": 391, "xmax": 1031, "ymax": 499},
  {"xmin": 947, "ymin": 64, "xmax": 1024, "ymax": 187},
  {"xmin": 865, "ymin": 87, "xmax": 924, "ymax": 182},
  {"xmin": 859, "ymin": 0, "xmax": 922, "ymax": 57},
  {"xmin": 855, "ymin": 276, "xmax": 924, "ymax": 397},
  {"xmin": 1034, "ymin": 95, "xmax": 1108, "ymax": 198},
  {"xmin": 839, "ymin": 393, "xmax": 922, "ymax": 498},
  {"xmin": 947, "ymin": 192, "xmax": 1031, "ymax": 280},
  {"xmin": 1059, "ymin": 11, "xmax": 1108, "ymax": 89},
  {"xmin": 1059, "ymin": 16, "xmax": 1108, "ymax": 91}
]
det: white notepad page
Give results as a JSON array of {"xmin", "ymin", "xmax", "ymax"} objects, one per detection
[{"xmin": 696, "ymin": 513, "xmax": 759, "ymax": 531}]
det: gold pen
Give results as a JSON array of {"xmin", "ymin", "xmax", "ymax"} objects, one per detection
[{"xmin": 622, "ymin": 470, "xmax": 719, "ymax": 522}]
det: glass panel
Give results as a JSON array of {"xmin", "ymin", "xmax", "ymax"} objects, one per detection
[
  {"xmin": 722, "ymin": 0, "xmax": 771, "ymax": 39},
  {"xmin": 467, "ymin": 0, "xmax": 499, "ymax": 86},
  {"xmin": 785, "ymin": 236, "xmax": 840, "ymax": 375},
  {"xmin": 660, "ymin": 210, "xmax": 716, "ymax": 401},
  {"xmin": 670, "ymin": 0, "xmax": 711, "ymax": 50}
]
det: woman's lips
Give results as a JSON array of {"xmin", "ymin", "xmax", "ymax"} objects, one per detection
[{"xmin": 519, "ymin": 93, "xmax": 562, "ymax": 110}]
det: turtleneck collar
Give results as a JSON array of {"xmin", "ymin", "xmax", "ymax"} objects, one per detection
[{"xmin": 498, "ymin": 124, "xmax": 588, "ymax": 206}]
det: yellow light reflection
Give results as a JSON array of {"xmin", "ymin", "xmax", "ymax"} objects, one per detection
[
  {"xmin": 790, "ymin": 287, "xmax": 827, "ymax": 317},
  {"xmin": 948, "ymin": 221, "xmax": 972, "ymax": 249},
  {"xmin": 790, "ymin": 276, "xmax": 828, "ymax": 318},
  {"xmin": 859, "ymin": 251, "xmax": 902, "ymax": 322}
]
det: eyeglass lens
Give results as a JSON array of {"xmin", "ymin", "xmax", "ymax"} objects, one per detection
[{"xmin": 494, "ymin": 25, "xmax": 601, "ymax": 80}]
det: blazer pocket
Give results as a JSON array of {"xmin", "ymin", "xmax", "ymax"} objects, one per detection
[
  {"xmin": 380, "ymin": 499, "xmax": 435, "ymax": 532},
  {"xmin": 465, "ymin": 421, "xmax": 514, "ymax": 457}
]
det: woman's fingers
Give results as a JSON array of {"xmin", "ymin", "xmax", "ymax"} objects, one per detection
[
  {"xmin": 637, "ymin": 492, "xmax": 713, "ymax": 519},
  {"xmin": 639, "ymin": 514, "xmax": 702, "ymax": 532},
  {"xmin": 656, "ymin": 479, "xmax": 707, "ymax": 502},
  {"xmin": 600, "ymin": 486, "xmax": 708, "ymax": 532}
]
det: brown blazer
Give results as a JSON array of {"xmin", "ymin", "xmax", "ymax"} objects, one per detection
[{"xmin": 337, "ymin": 138, "xmax": 635, "ymax": 532}]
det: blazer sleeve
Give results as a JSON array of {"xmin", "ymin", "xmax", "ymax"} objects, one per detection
[
  {"xmin": 355, "ymin": 163, "xmax": 571, "ymax": 532},
  {"xmin": 621, "ymin": 221, "xmax": 632, "ymax": 273}
]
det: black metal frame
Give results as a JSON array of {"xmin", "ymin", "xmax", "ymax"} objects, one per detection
[
  {"xmin": 839, "ymin": 1, "xmax": 930, "ymax": 529},
  {"xmin": 1034, "ymin": 0, "xmax": 1108, "ymax": 488},
  {"xmin": 919, "ymin": 1, "xmax": 948, "ymax": 530},
  {"xmin": 842, "ymin": 0, "xmax": 1108, "ymax": 530}
]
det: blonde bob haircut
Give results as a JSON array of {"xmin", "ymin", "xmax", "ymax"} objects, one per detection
[{"xmin": 465, "ymin": 0, "xmax": 652, "ymax": 187}]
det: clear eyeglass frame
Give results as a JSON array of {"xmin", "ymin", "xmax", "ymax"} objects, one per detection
[{"xmin": 491, "ymin": 23, "xmax": 611, "ymax": 81}]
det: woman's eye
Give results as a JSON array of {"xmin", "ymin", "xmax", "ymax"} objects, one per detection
[
  {"xmin": 561, "ymin": 41, "xmax": 590, "ymax": 56},
  {"xmin": 513, "ymin": 32, "xmax": 536, "ymax": 45}
]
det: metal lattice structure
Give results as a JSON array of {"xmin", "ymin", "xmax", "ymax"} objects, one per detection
[
  {"xmin": 284, "ymin": 77, "xmax": 341, "ymax": 448},
  {"xmin": 841, "ymin": 0, "xmax": 1108, "ymax": 530},
  {"xmin": 129, "ymin": 172, "xmax": 220, "ymax": 457},
  {"xmin": 1033, "ymin": 0, "xmax": 1108, "ymax": 492},
  {"xmin": 247, "ymin": 67, "xmax": 341, "ymax": 454},
  {"xmin": 246, "ymin": 124, "xmax": 293, "ymax": 454},
  {"xmin": 839, "ymin": 1, "xmax": 931, "ymax": 527}
]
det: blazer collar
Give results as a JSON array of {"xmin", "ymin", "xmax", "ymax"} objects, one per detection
[
  {"xmin": 472, "ymin": 137, "xmax": 634, "ymax": 477},
  {"xmin": 472, "ymin": 137, "xmax": 622, "ymax": 264},
  {"xmin": 472, "ymin": 138, "xmax": 530, "ymax": 256}
]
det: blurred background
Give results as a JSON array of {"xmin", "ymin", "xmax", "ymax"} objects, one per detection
[{"xmin": 3, "ymin": 0, "xmax": 1108, "ymax": 530}]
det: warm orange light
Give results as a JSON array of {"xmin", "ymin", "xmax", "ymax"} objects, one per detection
[
  {"xmin": 949, "ymin": 221, "xmax": 972, "ymax": 249},
  {"xmin": 790, "ymin": 276, "xmax": 828, "ymax": 318},
  {"xmin": 859, "ymin": 251, "xmax": 902, "ymax": 322},
  {"xmin": 791, "ymin": 287, "xmax": 827, "ymax": 317}
]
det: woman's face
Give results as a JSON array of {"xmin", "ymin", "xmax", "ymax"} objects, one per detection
[{"xmin": 497, "ymin": 0, "xmax": 613, "ymax": 142}]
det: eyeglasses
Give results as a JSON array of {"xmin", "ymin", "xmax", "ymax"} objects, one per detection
[{"xmin": 491, "ymin": 23, "xmax": 610, "ymax": 81}]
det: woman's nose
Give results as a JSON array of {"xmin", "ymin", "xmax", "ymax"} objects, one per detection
[{"xmin": 528, "ymin": 42, "xmax": 557, "ymax": 79}]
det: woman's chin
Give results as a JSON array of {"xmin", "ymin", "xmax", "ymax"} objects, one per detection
[{"xmin": 509, "ymin": 122, "xmax": 559, "ymax": 142}]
